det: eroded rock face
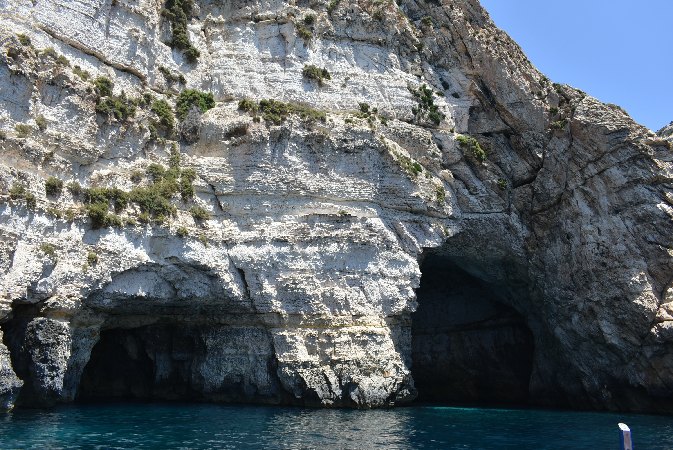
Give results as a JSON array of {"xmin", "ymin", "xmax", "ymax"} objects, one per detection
[{"xmin": 0, "ymin": 0, "xmax": 671, "ymax": 412}]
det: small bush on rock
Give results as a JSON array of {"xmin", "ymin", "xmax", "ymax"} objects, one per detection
[
  {"xmin": 256, "ymin": 99, "xmax": 326, "ymax": 124},
  {"xmin": 14, "ymin": 123, "xmax": 32, "ymax": 138},
  {"xmin": 17, "ymin": 33, "xmax": 31, "ymax": 46},
  {"xmin": 151, "ymin": 99, "xmax": 175, "ymax": 133},
  {"xmin": 40, "ymin": 243, "xmax": 57, "ymax": 260},
  {"xmin": 67, "ymin": 181, "xmax": 82, "ymax": 196},
  {"xmin": 94, "ymin": 77, "xmax": 114, "ymax": 97},
  {"xmin": 302, "ymin": 64, "xmax": 331, "ymax": 86},
  {"xmin": 238, "ymin": 98, "xmax": 258, "ymax": 114},
  {"xmin": 87, "ymin": 251, "xmax": 98, "ymax": 266},
  {"xmin": 35, "ymin": 115, "xmax": 47, "ymax": 131},
  {"xmin": 296, "ymin": 24, "xmax": 312, "ymax": 42},
  {"xmin": 158, "ymin": 65, "xmax": 186, "ymax": 84},
  {"xmin": 190, "ymin": 205, "xmax": 210, "ymax": 221},
  {"xmin": 73, "ymin": 65, "xmax": 90, "ymax": 81},
  {"xmin": 410, "ymin": 84, "xmax": 445, "ymax": 126},
  {"xmin": 176, "ymin": 89, "xmax": 215, "ymax": 120},
  {"xmin": 327, "ymin": 0, "xmax": 341, "ymax": 14},
  {"xmin": 96, "ymin": 92, "xmax": 137, "ymax": 122},
  {"xmin": 162, "ymin": 0, "xmax": 200, "ymax": 63},
  {"xmin": 456, "ymin": 134, "xmax": 486, "ymax": 163},
  {"xmin": 45, "ymin": 177, "xmax": 64, "ymax": 196}
]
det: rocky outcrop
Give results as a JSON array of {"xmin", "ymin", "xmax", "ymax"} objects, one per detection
[
  {"xmin": 0, "ymin": 0, "xmax": 671, "ymax": 412},
  {"xmin": 658, "ymin": 121, "xmax": 673, "ymax": 140}
]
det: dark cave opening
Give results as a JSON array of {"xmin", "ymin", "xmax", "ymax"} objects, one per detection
[
  {"xmin": 411, "ymin": 252, "xmax": 534, "ymax": 405},
  {"xmin": 77, "ymin": 325, "xmax": 201, "ymax": 402}
]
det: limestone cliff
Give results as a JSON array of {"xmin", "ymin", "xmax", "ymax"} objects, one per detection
[{"xmin": 0, "ymin": 0, "xmax": 672, "ymax": 412}]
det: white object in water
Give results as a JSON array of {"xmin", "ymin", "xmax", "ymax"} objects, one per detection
[{"xmin": 619, "ymin": 423, "xmax": 633, "ymax": 450}]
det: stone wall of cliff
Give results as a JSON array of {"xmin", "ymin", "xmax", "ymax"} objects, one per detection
[{"xmin": 0, "ymin": 0, "xmax": 672, "ymax": 412}]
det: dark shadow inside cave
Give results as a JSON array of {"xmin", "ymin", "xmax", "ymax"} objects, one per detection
[
  {"xmin": 77, "ymin": 325, "xmax": 201, "ymax": 402},
  {"xmin": 411, "ymin": 251, "xmax": 534, "ymax": 405}
]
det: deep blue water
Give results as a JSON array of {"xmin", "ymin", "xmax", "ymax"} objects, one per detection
[{"xmin": 1, "ymin": 403, "xmax": 673, "ymax": 449}]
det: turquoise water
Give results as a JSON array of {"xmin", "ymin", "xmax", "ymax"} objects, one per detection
[{"xmin": 1, "ymin": 403, "xmax": 673, "ymax": 449}]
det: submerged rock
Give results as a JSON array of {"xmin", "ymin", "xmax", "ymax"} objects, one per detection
[{"xmin": 0, "ymin": 0, "xmax": 671, "ymax": 412}]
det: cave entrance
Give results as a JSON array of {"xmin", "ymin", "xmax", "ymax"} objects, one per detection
[
  {"xmin": 411, "ymin": 251, "xmax": 534, "ymax": 405},
  {"xmin": 77, "ymin": 325, "xmax": 200, "ymax": 402}
]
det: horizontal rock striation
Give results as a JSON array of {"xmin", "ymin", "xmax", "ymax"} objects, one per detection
[{"xmin": 0, "ymin": 0, "xmax": 671, "ymax": 412}]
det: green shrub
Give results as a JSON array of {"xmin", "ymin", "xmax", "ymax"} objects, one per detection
[
  {"xmin": 47, "ymin": 206, "xmax": 63, "ymax": 219},
  {"xmin": 394, "ymin": 152, "xmax": 423, "ymax": 177},
  {"xmin": 497, "ymin": 178, "xmax": 508, "ymax": 190},
  {"xmin": 17, "ymin": 33, "xmax": 31, "ymax": 46},
  {"xmin": 15, "ymin": 123, "xmax": 32, "ymax": 138},
  {"xmin": 86, "ymin": 251, "xmax": 98, "ymax": 266},
  {"xmin": 35, "ymin": 115, "xmax": 47, "ymax": 131},
  {"xmin": 40, "ymin": 243, "xmax": 57, "ymax": 260},
  {"xmin": 302, "ymin": 64, "xmax": 331, "ymax": 86},
  {"xmin": 257, "ymin": 99, "xmax": 326, "ymax": 124},
  {"xmin": 359, "ymin": 103, "xmax": 370, "ymax": 114},
  {"xmin": 67, "ymin": 181, "xmax": 82, "ymax": 196},
  {"xmin": 436, "ymin": 185, "xmax": 446, "ymax": 203},
  {"xmin": 41, "ymin": 47, "xmax": 57, "ymax": 59},
  {"xmin": 421, "ymin": 16, "xmax": 433, "ymax": 27},
  {"xmin": 151, "ymin": 99, "xmax": 175, "ymax": 133},
  {"xmin": 130, "ymin": 170, "xmax": 144, "ymax": 183},
  {"xmin": 146, "ymin": 163, "xmax": 167, "ymax": 181},
  {"xmin": 162, "ymin": 0, "xmax": 200, "ymax": 63},
  {"xmin": 129, "ymin": 180, "xmax": 178, "ymax": 218},
  {"xmin": 327, "ymin": 0, "xmax": 341, "ymax": 14},
  {"xmin": 175, "ymin": 89, "xmax": 215, "ymax": 120},
  {"xmin": 176, "ymin": 226, "xmax": 189, "ymax": 237},
  {"xmin": 56, "ymin": 55, "xmax": 70, "ymax": 67},
  {"xmin": 410, "ymin": 84, "xmax": 445, "ymax": 126},
  {"xmin": 94, "ymin": 76, "xmax": 114, "ymax": 97},
  {"xmin": 296, "ymin": 24, "xmax": 312, "ymax": 42},
  {"xmin": 238, "ymin": 98, "xmax": 258, "ymax": 114},
  {"xmin": 303, "ymin": 14, "xmax": 316, "ymax": 26},
  {"xmin": 456, "ymin": 134, "xmax": 486, "ymax": 163},
  {"xmin": 138, "ymin": 212, "xmax": 151, "ymax": 224},
  {"xmin": 179, "ymin": 167, "xmax": 196, "ymax": 201},
  {"xmin": 158, "ymin": 65, "xmax": 186, "ymax": 84},
  {"xmin": 10, "ymin": 183, "xmax": 36, "ymax": 208},
  {"xmin": 83, "ymin": 187, "xmax": 129, "ymax": 212},
  {"xmin": 25, "ymin": 193, "xmax": 36, "ymax": 209},
  {"xmin": 9, "ymin": 184, "xmax": 26, "ymax": 200},
  {"xmin": 550, "ymin": 119, "xmax": 567, "ymax": 131},
  {"xmin": 73, "ymin": 65, "xmax": 90, "ymax": 81},
  {"xmin": 95, "ymin": 93, "xmax": 137, "ymax": 122},
  {"xmin": 45, "ymin": 177, "xmax": 64, "ymax": 196},
  {"xmin": 190, "ymin": 205, "xmax": 210, "ymax": 221},
  {"xmin": 169, "ymin": 145, "xmax": 181, "ymax": 170},
  {"xmin": 86, "ymin": 202, "xmax": 111, "ymax": 229}
]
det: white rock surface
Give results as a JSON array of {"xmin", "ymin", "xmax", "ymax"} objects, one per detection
[{"xmin": 0, "ymin": 0, "xmax": 671, "ymax": 412}]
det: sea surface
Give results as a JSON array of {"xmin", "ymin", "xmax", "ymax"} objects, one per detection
[{"xmin": 1, "ymin": 402, "xmax": 672, "ymax": 449}]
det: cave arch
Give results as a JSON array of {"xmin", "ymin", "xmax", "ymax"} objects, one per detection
[
  {"xmin": 77, "ymin": 325, "xmax": 201, "ymax": 402},
  {"xmin": 411, "ymin": 250, "xmax": 535, "ymax": 405}
]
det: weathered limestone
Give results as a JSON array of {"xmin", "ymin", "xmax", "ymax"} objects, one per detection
[{"xmin": 0, "ymin": 0, "xmax": 671, "ymax": 412}]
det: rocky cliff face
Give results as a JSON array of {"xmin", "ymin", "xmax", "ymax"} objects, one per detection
[{"xmin": 0, "ymin": 0, "xmax": 672, "ymax": 412}]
